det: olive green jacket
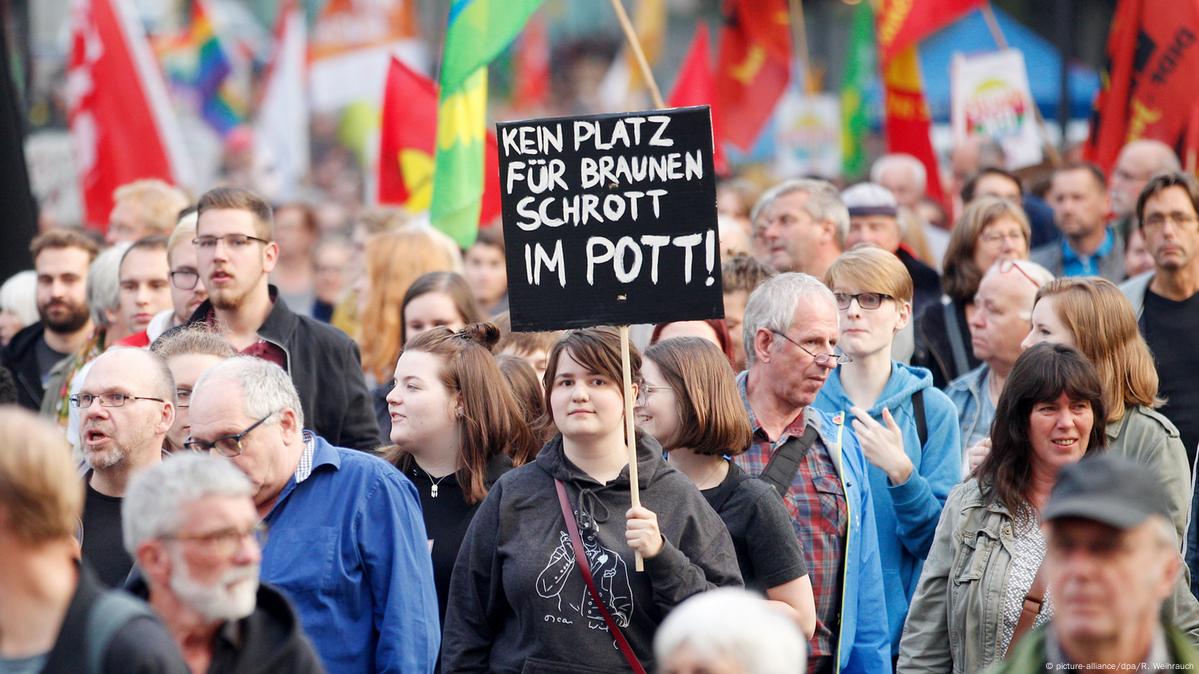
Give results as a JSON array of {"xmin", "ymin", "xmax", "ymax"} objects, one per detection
[
  {"xmin": 898, "ymin": 480, "xmax": 1199, "ymax": 674},
  {"xmin": 1106, "ymin": 405, "xmax": 1194, "ymax": 551},
  {"xmin": 984, "ymin": 622, "xmax": 1199, "ymax": 673}
]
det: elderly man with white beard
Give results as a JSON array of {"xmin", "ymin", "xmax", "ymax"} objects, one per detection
[{"xmin": 122, "ymin": 453, "xmax": 322, "ymax": 674}]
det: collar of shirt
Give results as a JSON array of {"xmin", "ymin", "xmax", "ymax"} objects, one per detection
[
  {"xmin": 295, "ymin": 430, "xmax": 316, "ymax": 484},
  {"xmin": 1044, "ymin": 622, "xmax": 1171, "ymax": 668},
  {"xmin": 1061, "ymin": 227, "xmax": 1115, "ymax": 270}
]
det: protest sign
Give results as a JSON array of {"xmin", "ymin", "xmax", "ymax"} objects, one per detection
[
  {"xmin": 497, "ymin": 105, "xmax": 723, "ymax": 332},
  {"xmin": 774, "ymin": 92, "xmax": 842, "ymax": 179},
  {"xmin": 951, "ymin": 49, "xmax": 1043, "ymax": 169}
]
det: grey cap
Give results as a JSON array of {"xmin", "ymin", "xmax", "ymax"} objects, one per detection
[
  {"xmin": 1042, "ymin": 454, "xmax": 1171, "ymax": 529},
  {"xmin": 841, "ymin": 182, "xmax": 899, "ymax": 218}
]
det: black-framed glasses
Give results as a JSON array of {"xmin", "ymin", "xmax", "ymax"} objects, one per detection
[
  {"xmin": 162, "ymin": 522, "xmax": 269, "ymax": 556},
  {"xmin": 770, "ymin": 330, "xmax": 852, "ymax": 366},
  {"xmin": 70, "ymin": 392, "xmax": 166, "ymax": 408},
  {"xmin": 833, "ymin": 292, "xmax": 894, "ymax": 311},
  {"xmin": 184, "ymin": 412, "xmax": 277, "ymax": 457},
  {"xmin": 170, "ymin": 269, "xmax": 200, "ymax": 290},
  {"xmin": 998, "ymin": 258, "xmax": 1042, "ymax": 289},
  {"xmin": 192, "ymin": 234, "xmax": 271, "ymax": 250}
]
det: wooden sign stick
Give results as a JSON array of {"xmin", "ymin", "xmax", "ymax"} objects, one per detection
[{"xmin": 618, "ymin": 325, "xmax": 643, "ymax": 572}]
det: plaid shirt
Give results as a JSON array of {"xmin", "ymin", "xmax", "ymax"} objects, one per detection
[{"xmin": 734, "ymin": 374, "xmax": 848, "ymax": 663}]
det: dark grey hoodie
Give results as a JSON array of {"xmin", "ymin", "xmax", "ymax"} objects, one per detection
[{"xmin": 441, "ymin": 432, "xmax": 743, "ymax": 673}]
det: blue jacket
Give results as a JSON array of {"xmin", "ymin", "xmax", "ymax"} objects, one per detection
[
  {"xmin": 814, "ymin": 362, "xmax": 961, "ymax": 655},
  {"xmin": 737, "ymin": 373, "xmax": 891, "ymax": 674},
  {"xmin": 261, "ymin": 434, "xmax": 440, "ymax": 673},
  {"xmin": 945, "ymin": 364, "xmax": 994, "ymax": 454}
]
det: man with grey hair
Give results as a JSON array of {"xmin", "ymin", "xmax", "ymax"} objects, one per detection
[
  {"xmin": 655, "ymin": 588, "xmax": 807, "ymax": 674},
  {"xmin": 187, "ymin": 356, "xmax": 439, "ymax": 672},
  {"xmin": 733, "ymin": 272, "xmax": 890, "ymax": 674},
  {"xmin": 76, "ymin": 347, "xmax": 176, "ymax": 586},
  {"xmin": 946, "ymin": 259, "xmax": 1054, "ymax": 469},
  {"xmin": 1110, "ymin": 139, "xmax": 1181, "ymax": 220},
  {"xmin": 122, "ymin": 453, "xmax": 322, "ymax": 673},
  {"xmin": 871, "ymin": 153, "xmax": 927, "ymax": 211},
  {"xmin": 750, "ymin": 179, "xmax": 846, "ymax": 278},
  {"xmin": 991, "ymin": 455, "xmax": 1199, "ymax": 671}
]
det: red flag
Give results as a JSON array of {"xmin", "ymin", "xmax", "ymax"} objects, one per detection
[
  {"xmin": 668, "ymin": 24, "xmax": 728, "ymax": 175},
  {"xmin": 68, "ymin": 0, "xmax": 191, "ymax": 230},
  {"xmin": 377, "ymin": 55, "xmax": 501, "ymax": 220},
  {"xmin": 1085, "ymin": 0, "xmax": 1199, "ymax": 173},
  {"xmin": 882, "ymin": 47, "xmax": 946, "ymax": 203},
  {"xmin": 876, "ymin": 0, "xmax": 985, "ymax": 65},
  {"xmin": 512, "ymin": 11, "xmax": 549, "ymax": 112},
  {"xmin": 714, "ymin": 0, "xmax": 791, "ymax": 151}
]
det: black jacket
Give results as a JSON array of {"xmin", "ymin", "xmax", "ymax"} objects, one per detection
[
  {"xmin": 2, "ymin": 320, "xmax": 49, "ymax": 410},
  {"xmin": 912, "ymin": 295, "xmax": 980, "ymax": 389},
  {"xmin": 42, "ymin": 563, "xmax": 188, "ymax": 674},
  {"xmin": 188, "ymin": 287, "xmax": 381, "ymax": 451},
  {"xmin": 897, "ymin": 247, "xmax": 943, "ymax": 320},
  {"xmin": 127, "ymin": 577, "xmax": 325, "ymax": 674},
  {"xmin": 442, "ymin": 432, "xmax": 743, "ymax": 673}
]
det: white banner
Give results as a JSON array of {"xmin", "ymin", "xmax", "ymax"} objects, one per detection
[
  {"xmin": 951, "ymin": 49, "xmax": 1043, "ymax": 169},
  {"xmin": 773, "ymin": 92, "xmax": 842, "ymax": 179}
]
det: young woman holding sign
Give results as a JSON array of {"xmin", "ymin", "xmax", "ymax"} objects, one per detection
[
  {"xmin": 636, "ymin": 336, "xmax": 816, "ymax": 638},
  {"xmin": 441, "ymin": 327, "xmax": 742, "ymax": 674}
]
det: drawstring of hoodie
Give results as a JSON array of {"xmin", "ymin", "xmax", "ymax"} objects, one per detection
[{"xmin": 575, "ymin": 486, "xmax": 612, "ymax": 540}]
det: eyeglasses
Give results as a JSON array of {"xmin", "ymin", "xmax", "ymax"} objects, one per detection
[
  {"xmin": 978, "ymin": 230, "xmax": 1026, "ymax": 246},
  {"xmin": 635, "ymin": 385, "xmax": 672, "ymax": 405},
  {"xmin": 175, "ymin": 388, "xmax": 192, "ymax": 409},
  {"xmin": 184, "ymin": 412, "xmax": 277, "ymax": 457},
  {"xmin": 998, "ymin": 258, "xmax": 1042, "ymax": 289},
  {"xmin": 192, "ymin": 234, "xmax": 271, "ymax": 250},
  {"xmin": 163, "ymin": 522, "xmax": 268, "ymax": 556},
  {"xmin": 1142, "ymin": 211, "xmax": 1199, "ymax": 230},
  {"xmin": 71, "ymin": 392, "xmax": 166, "ymax": 408},
  {"xmin": 170, "ymin": 269, "xmax": 200, "ymax": 290},
  {"xmin": 833, "ymin": 292, "xmax": 893, "ymax": 311},
  {"xmin": 770, "ymin": 330, "xmax": 852, "ymax": 366}
]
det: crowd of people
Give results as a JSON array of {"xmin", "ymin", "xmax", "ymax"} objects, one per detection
[{"xmin": 1, "ymin": 135, "xmax": 1198, "ymax": 674}]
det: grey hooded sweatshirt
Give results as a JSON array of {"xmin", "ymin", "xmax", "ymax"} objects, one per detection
[{"xmin": 441, "ymin": 432, "xmax": 743, "ymax": 673}]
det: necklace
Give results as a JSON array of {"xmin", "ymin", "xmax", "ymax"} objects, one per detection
[{"xmin": 412, "ymin": 465, "xmax": 452, "ymax": 498}]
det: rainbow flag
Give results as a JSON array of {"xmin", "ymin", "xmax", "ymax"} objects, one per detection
[{"xmin": 161, "ymin": 0, "xmax": 244, "ymax": 135}]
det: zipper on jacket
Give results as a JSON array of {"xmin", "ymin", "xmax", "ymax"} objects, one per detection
[{"xmin": 833, "ymin": 413, "xmax": 851, "ymax": 674}]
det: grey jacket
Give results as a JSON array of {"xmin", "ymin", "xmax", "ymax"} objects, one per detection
[
  {"xmin": 1106, "ymin": 405, "xmax": 1194, "ymax": 551},
  {"xmin": 1120, "ymin": 270, "xmax": 1154, "ymax": 319},
  {"xmin": 898, "ymin": 479, "xmax": 1199, "ymax": 673},
  {"xmin": 1029, "ymin": 232, "xmax": 1125, "ymax": 282}
]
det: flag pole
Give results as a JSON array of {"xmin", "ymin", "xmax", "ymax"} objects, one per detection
[
  {"xmin": 609, "ymin": 0, "xmax": 663, "ymax": 571},
  {"xmin": 610, "ymin": 0, "xmax": 666, "ymax": 109},
  {"xmin": 788, "ymin": 0, "xmax": 812, "ymax": 92},
  {"xmin": 980, "ymin": 2, "xmax": 1062, "ymax": 166}
]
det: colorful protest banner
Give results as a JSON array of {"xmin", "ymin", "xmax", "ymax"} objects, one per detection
[
  {"xmin": 496, "ymin": 106, "xmax": 723, "ymax": 333},
  {"xmin": 774, "ymin": 92, "xmax": 842, "ymax": 179},
  {"xmin": 951, "ymin": 49, "xmax": 1043, "ymax": 169}
]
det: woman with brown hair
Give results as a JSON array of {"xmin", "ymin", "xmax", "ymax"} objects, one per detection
[
  {"xmin": 357, "ymin": 229, "xmax": 458, "ymax": 385},
  {"xmin": 1020, "ymin": 277, "xmax": 1192, "ymax": 547},
  {"xmin": 384, "ymin": 323, "xmax": 537, "ymax": 631},
  {"xmin": 913, "ymin": 196, "xmax": 1030, "ymax": 386},
  {"xmin": 900, "ymin": 343, "xmax": 1106, "ymax": 672},
  {"xmin": 637, "ymin": 336, "xmax": 815, "ymax": 638},
  {"xmin": 442, "ymin": 328, "xmax": 742, "ymax": 673}
]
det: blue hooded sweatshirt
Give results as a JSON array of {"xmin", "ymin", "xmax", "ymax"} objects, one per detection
[{"xmin": 814, "ymin": 361, "xmax": 961, "ymax": 655}]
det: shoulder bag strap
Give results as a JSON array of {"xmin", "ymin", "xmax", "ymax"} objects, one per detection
[
  {"xmin": 912, "ymin": 388, "xmax": 928, "ymax": 448},
  {"xmin": 1005, "ymin": 562, "xmax": 1048, "ymax": 656},
  {"xmin": 759, "ymin": 424, "xmax": 820, "ymax": 498},
  {"xmin": 554, "ymin": 479, "xmax": 647, "ymax": 674},
  {"xmin": 943, "ymin": 298, "xmax": 972, "ymax": 379}
]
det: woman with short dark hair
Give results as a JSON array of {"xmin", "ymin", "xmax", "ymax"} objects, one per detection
[{"xmin": 899, "ymin": 343, "xmax": 1105, "ymax": 672}]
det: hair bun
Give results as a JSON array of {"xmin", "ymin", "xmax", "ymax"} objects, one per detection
[{"xmin": 457, "ymin": 322, "xmax": 501, "ymax": 351}]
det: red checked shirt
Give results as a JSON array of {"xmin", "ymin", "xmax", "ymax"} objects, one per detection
[{"xmin": 733, "ymin": 373, "xmax": 848, "ymax": 663}]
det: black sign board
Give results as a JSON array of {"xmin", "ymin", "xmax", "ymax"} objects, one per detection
[{"xmin": 497, "ymin": 106, "xmax": 723, "ymax": 332}]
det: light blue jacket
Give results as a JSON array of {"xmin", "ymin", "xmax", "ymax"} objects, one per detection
[
  {"xmin": 815, "ymin": 362, "xmax": 962, "ymax": 656},
  {"xmin": 945, "ymin": 364, "xmax": 994, "ymax": 455},
  {"xmin": 737, "ymin": 372, "xmax": 892, "ymax": 674}
]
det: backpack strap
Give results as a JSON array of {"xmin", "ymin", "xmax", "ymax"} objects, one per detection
[
  {"xmin": 759, "ymin": 425, "xmax": 820, "ymax": 498},
  {"xmin": 912, "ymin": 388, "xmax": 928, "ymax": 449},
  {"xmin": 942, "ymin": 298, "xmax": 972, "ymax": 379},
  {"xmin": 86, "ymin": 590, "xmax": 156, "ymax": 674}
]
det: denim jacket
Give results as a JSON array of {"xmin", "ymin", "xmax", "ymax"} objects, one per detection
[{"xmin": 897, "ymin": 479, "xmax": 1018, "ymax": 674}]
